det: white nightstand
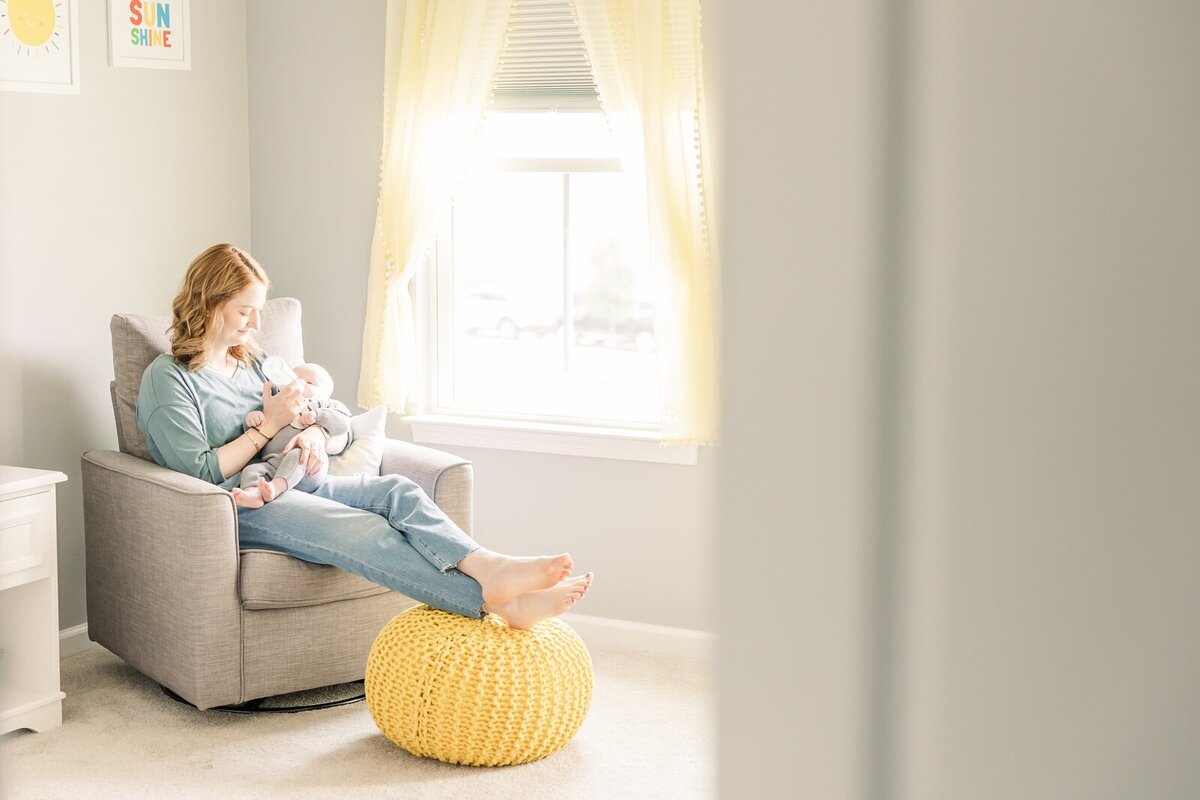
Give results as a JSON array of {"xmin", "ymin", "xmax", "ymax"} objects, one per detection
[{"xmin": 0, "ymin": 466, "xmax": 68, "ymax": 734}]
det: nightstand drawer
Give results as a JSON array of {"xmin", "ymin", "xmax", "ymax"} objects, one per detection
[{"xmin": 0, "ymin": 490, "xmax": 53, "ymax": 587}]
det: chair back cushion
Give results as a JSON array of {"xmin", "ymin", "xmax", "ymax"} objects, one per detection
[{"xmin": 110, "ymin": 297, "xmax": 305, "ymax": 460}]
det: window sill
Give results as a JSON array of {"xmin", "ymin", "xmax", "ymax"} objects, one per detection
[{"xmin": 403, "ymin": 414, "xmax": 698, "ymax": 465}]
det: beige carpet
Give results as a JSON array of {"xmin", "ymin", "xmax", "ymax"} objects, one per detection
[{"xmin": 1, "ymin": 645, "xmax": 713, "ymax": 800}]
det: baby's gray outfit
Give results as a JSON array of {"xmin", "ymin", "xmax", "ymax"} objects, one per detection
[{"xmin": 240, "ymin": 398, "xmax": 352, "ymax": 493}]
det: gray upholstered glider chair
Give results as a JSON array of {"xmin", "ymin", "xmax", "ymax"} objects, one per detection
[{"xmin": 81, "ymin": 298, "xmax": 473, "ymax": 710}]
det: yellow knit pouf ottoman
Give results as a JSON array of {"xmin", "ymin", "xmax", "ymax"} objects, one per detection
[{"xmin": 365, "ymin": 605, "xmax": 593, "ymax": 766}]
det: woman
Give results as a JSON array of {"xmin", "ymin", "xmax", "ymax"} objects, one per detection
[{"xmin": 136, "ymin": 243, "xmax": 592, "ymax": 629}]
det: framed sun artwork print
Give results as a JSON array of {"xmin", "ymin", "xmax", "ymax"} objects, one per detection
[
  {"xmin": 0, "ymin": 0, "xmax": 81, "ymax": 94},
  {"xmin": 107, "ymin": 0, "xmax": 190, "ymax": 70}
]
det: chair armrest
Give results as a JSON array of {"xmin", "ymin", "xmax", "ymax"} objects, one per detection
[
  {"xmin": 380, "ymin": 438, "xmax": 473, "ymax": 535},
  {"xmin": 81, "ymin": 449, "xmax": 244, "ymax": 709},
  {"xmin": 83, "ymin": 448, "xmax": 234, "ymax": 499}
]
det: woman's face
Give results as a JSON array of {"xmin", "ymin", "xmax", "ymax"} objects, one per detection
[{"xmin": 212, "ymin": 281, "xmax": 267, "ymax": 352}]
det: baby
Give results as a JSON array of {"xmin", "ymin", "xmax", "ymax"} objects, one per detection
[{"xmin": 231, "ymin": 362, "xmax": 352, "ymax": 509}]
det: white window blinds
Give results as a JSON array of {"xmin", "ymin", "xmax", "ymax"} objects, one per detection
[{"xmin": 492, "ymin": 0, "xmax": 600, "ymax": 111}]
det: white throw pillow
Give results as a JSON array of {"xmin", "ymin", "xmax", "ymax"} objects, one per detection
[{"xmin": 328, "ymin": 406, "xmax": 387, "ymax": 478}]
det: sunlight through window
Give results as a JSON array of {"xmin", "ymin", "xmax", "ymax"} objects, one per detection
[{"xmin": 432, "ymin": 112, "xmax": 658, "ymax": 427}]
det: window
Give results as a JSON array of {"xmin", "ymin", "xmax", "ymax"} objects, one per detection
[
  {"xmin": 367, "ymin": 0, "xmax": 712, "ymax": 456},
  {"xmin": 418, "ymin": 1, "xmax": 660, "ymax": 433},
  {"xmin": 427, "ymin": 111, "xmax": 656, "ymax": 429}
]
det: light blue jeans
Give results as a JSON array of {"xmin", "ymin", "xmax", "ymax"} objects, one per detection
[{"xmin": 235, "ymin": 474, "xmax": 485, "ymax": 618}]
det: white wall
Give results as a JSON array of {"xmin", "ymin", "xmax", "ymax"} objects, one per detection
[
  {"xmin": 0, "ymin": 0, "xmax": 251, "ymax": 630},
  {"xmin": 245, "ymin": 0, "xmax": 717, "ymax": 631},
  {"xmin": 718, "ymin": 1, "xmax": 1200, "ymax": 799}
]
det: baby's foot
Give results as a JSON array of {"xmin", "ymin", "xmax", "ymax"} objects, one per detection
[
  {"xmin": 258, "ymin": 477, "xmax": 281, "ymax": 503},
  {"xmin": 470, "ymin": 551, "xmax": 574, "ymax": 606},
  {"xmin": 231, "ymin": 487, "xmax": 264, "ymax": 509},
  {"xmin": 485, "ymin": 573, "xmax": 594, "ymax": 630}
]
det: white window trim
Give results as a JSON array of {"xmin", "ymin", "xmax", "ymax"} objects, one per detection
[{"xmin": 404, "ymin": 413, "xmax": 698, "ymax": 465}]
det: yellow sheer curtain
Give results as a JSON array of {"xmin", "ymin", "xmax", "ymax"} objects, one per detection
[
  {"xmin": 358, "ymin": 0, "xmax": 512, "ymax": 412},
  {"xmin": 572, "ymin": 0, "xmax": 719, "ymax": 446}
]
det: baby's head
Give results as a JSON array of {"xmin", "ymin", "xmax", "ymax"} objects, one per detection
[{"xmin": 291, "ymin": 362, "xmax": 334, "ymax": 399}]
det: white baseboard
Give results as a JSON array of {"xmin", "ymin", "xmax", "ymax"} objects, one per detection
[
  {"xmin": 58, "ymin": 616, "xmax": 712, "ymax": 661},
  {"xmin": 59, "ymin": 623, "xmax": 100, "ymax": 658},
  {"xmin": 561, "ymin": 613, "xmax": 715, "ymax": 660}
]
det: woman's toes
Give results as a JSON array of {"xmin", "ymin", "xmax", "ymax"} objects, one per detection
[{"xmin": 565, "ymin": 573, "xmax": 592, "ymax": 589}]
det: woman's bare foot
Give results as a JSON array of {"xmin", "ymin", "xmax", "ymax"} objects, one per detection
[
  {"xmin": 231, "ymin": 487, "xmax": 264, "ymax": 509},
  {"xmin": 484, "ymin": 573, "xmax": 594, "ymax": 630},
  {"xmin": 458, "ymin": 549, "xmax": 574, "ymax": 606}
]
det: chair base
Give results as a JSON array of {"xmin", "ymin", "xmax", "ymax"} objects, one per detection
[{"xmin": 160, "ymin": 683, "xmax": 365, "ymax": 714}]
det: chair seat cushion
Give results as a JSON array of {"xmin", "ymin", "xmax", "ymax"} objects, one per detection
[{"xmin": 239, "ymin": 549, "xmax": 393, "ymax": 610}]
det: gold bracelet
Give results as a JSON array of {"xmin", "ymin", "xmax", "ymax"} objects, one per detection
[{"xmin": 245, "ymin": 428, "xmax": 266, "ymax": 450}]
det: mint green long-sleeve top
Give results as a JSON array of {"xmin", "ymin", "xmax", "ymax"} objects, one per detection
[{"xmin": 136, "ymin": 353, "xmax": 270, "ymax": 489}]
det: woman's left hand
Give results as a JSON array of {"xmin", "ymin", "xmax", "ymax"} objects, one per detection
[{"xmin": 281, "ymin": 425, "xmax": 328, "ymax": 476}]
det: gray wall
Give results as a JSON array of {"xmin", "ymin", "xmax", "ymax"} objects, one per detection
[
  {"xmin": 0, "ymin": 0, "xmax": 251, "ymax": 630},
  {"xmin": 244, "ymin": 0, "xmax": 384, "ymax": 396},
  {"xmin": 895, "ymin": 3, "xmax": 1200, "ymax": 799},
  {"xmin": 718, "ymin": 1, "xmax": 1200, "ymax": 798},
  {"xmin": 245, "ymin": 0, "xmax": 717, "ymax": 631},
  {"xmin": 718, "ymin": 1, "xmax": 882, "ymax": 797}
]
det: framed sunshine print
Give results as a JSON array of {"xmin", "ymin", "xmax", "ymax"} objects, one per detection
[
  {"xmin": 0, "ymin": 0, "xmax": 81, "ymax": 94},
  {"xmin": 108, "ymin": 0, "xmax": 190, "ymax": 70}
]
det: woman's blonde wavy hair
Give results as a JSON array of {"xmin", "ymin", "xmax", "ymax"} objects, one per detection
[{"xmin": 170, "ymin": 244, "xmax": 271, "ymax": 371}]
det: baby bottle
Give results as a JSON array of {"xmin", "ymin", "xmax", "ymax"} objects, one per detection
[{"xmin": 260, "ymin": 355, "xmax": 301, "ymax": 391}]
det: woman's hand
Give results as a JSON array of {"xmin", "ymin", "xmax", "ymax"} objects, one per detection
[
  {"xmin": 281, "ymin": 425, "xmax": 329, "ymax": 476},
  {"xmin": 261, "ymin": 381, "xmax": 303, "ymax": 434}
]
